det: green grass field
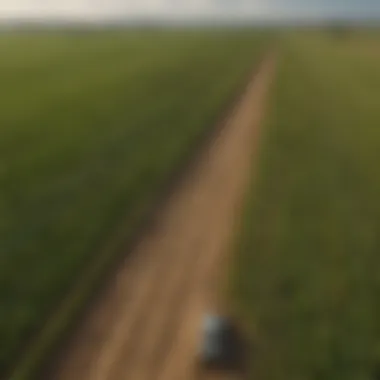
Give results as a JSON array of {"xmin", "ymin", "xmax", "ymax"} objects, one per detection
[
  {"xmin": 0, "ymin": 31, "xmax": 266, "ymax": 377},
  {"xmin": 234, "ymin": 33, "xmax": 380, "ymax": 379},
  {"xmin": 5, "ymin": 28, "xmax": 380, "ymax": 380}
]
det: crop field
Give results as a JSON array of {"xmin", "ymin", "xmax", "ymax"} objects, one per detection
[
  {"xmin": 5, "ymin": 28, "xmax": 380, "ymax": 380},
  {"xmin": 0, "ymin": 31, "xmax": 266, "ymax": 377},
  {"xmin": 234, "ymin": 32, "xmax": 380, "ymax": 380}
]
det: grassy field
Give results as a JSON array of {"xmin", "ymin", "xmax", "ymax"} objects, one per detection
[
  {"xmin": 234, "ymin": 33, "xmax": 380, "ymax": 379},
  {"xmin": 0, "ymin": 31, "xmax": 266, "ymax": 377}
]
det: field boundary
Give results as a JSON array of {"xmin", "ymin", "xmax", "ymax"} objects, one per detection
[
  {"xmin": 6, "ymin": 51, "xmax": 267, "ymax": 380},
  {"xmin": 228, "ymin": 52, "xmax": 278, "ymax": 330}
]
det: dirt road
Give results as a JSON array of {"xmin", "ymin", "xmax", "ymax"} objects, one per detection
[{"xmin": 48, "ymin": 55, "xmax": 276, "ymax": 380}]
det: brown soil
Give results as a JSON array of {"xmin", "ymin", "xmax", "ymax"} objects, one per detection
[{"xmin": 47, "ymin": 55, "xmax": 276, "ymax": 380}]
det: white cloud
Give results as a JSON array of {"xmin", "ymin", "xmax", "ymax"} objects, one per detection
[
  {"xmin": 0, "ymin": 0, "xmax": 279, "ymax": 19},
  {"xmin": 0, "ymin": 0, "xmax": 378, "ymax": 20}
]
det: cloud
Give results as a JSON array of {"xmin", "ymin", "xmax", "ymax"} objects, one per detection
[
  {"xmin": 0, "ymin": 0, "xmax": 274, "ymax": 19},
  {"xmin": 0, "ymin": 0, "xmax": 379, "ymax": 20}
]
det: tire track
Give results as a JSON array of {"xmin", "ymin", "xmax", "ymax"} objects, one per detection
[
  {"xmin": 92, "ymin": 205, "xmax": 205, "ymax": 380},
  {"xmin": 146, "ymin": 212, "xmax": 229, "ymax": 380}
]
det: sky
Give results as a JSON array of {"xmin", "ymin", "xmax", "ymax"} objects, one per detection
[{"xmin": 0, "ymin": 0, "xmax": 379, "ymax": 22}]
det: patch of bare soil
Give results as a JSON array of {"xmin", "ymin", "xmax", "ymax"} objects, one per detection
[{"xmin": 48, "ymin": 55, "xmax": 276, "ymax": 380}]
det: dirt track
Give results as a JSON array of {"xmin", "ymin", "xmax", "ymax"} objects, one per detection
[{"xmin": 48, "ymin": 55, "xmax": 276, "ymax": 380}]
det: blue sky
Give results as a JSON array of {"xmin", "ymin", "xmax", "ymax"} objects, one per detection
[{"xmin": 0, "ymin": 0, "xmax": 379, "ymax": 21}]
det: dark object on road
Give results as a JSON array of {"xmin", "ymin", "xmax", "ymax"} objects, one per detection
[{"xmin": 198, "ymin": 313, "xmax": 249, "ymax": 375}]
